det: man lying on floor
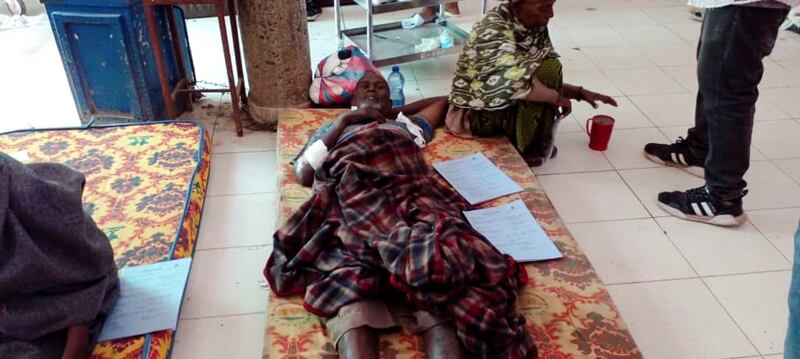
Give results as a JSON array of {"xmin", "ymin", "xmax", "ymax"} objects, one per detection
[
  {"xmin": 265, "ymin": 72, "xmax": 537, "ymax": 359},
  {"xmin": 0, "ymin": 153, "xmax": 119, "ymax": 359}
]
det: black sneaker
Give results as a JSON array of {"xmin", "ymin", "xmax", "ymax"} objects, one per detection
[
  {"xmin": 306, "ymin": 0, "xmax": 322, "ymax": 21},
  {"xmin": 644, "ymin": 137, "xmax": 704, "ymax": 178},
  {"xmin": 658, "ymin": 186, "xmax": 747, "ymax": 227}
]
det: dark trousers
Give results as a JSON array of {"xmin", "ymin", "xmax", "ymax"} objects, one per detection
[{"xmin": 685, "ymin": 5, "xmax": 789, "ymax": 201}]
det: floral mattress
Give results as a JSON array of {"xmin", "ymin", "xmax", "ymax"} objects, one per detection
[
  {"xmin": 266, "ymin": 109, "xmax": 642, "ymax": 358},
  {"xmin": 0, "ymin": 121, "xmax": 211, "ymax": 359}
]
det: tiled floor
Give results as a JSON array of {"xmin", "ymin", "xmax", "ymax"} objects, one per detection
[{"xmin": 2, "ymin": 0, "xmax": 800, "ymax": 357}]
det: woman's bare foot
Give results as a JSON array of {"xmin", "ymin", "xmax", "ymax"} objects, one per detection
[
  {"xmin": 423, "ymin": 324, "xmax": 467, "ymax": 359},
  {"xmin": 337, "ymin": 327, "xmax": 380, "ymax": 359}
]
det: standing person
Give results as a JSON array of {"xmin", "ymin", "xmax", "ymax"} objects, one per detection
[
  {"xmin": 643, "ymin": 0, "xmax": 796, "ymax": 227},
  {"xmin": 306, "ymin": 0, "xmax": 322, "ymax": 21}
]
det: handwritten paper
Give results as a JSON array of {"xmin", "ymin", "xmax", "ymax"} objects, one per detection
[
  {"xmin": 464, "ymin": 200, "xmax": 562, "ymax": 262},
  {"xmin": 98, "ymin": 258, "xmax": 193, "ymax": 341},
  {"xmin": 432, "ymin": 152, "xmax": 523, "ymax": 205}
]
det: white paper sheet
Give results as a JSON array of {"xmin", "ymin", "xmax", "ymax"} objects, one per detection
[
  {"xmin": 8, "ymin": 150, "xmax": 28, "ymax": 163},
  {"xmin": 432, "ymin": 152, "xmax": 523, "ymax": 205},
  {"xmin": 98, "ymin": 258, "xmax": 193, "ymax": 342},
  {"xmin": 463, "ymin": 200, "xmax": 562, "ymax": 262}
]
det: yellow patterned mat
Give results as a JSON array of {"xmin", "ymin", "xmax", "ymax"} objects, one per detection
[
  {"xmin": 267, "ymin": 109, "xmax": 642, "ymax": 359},
  {"xmin": 0, "ymin": 121, "xmax": 211, "ymax": 359}
]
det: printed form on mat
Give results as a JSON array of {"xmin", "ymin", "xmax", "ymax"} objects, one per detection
[{"xmin": 432, "ymin": 152, "xmax": 523, "ymax": 205}]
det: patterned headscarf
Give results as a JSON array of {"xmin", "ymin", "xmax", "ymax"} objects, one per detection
[{"xmin": 449, "ymin": 2, "xmax": 557, "ymax": 111}]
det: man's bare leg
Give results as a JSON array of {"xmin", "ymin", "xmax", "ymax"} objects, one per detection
[
  {"xmin": 423, "ymin": 323, "xmax": 468, "ymax": 359},
  {"xmin": 62, "ymin": 324, "xmax": 89, "ymax": 359},
  {"xmin": 337, "ymin": 327, "xmax": 380, "ymax": 359}
]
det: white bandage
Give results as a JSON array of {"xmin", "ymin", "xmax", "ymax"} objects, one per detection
[
  {"xmin": 395, "ymin": 112, "xmax": 427, "ymax": 148},
  {"xmin": 303, "ymin": 140, "xmax": 329, "ymax": 171}
]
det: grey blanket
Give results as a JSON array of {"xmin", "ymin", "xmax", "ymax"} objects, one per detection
[{"xmin": 0, "ymin": 153, "xmax": 119, "ymax": 358}]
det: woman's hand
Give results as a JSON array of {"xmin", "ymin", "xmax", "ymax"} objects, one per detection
[
  {"xmin": 564, "ymin": 84, "xmax": 618, "ymax": 109},
  {"xmin": 579, "ymin": 88, "xmax": 618, "ymax": 109},
  {"xmin": 554, "ymin": 95, "xmax": 572, "ymax": 117}
]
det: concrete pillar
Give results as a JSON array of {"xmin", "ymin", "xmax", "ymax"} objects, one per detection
[{"xmin": 237, "ymin": 0, "xmax": 312, "ymax": 125}]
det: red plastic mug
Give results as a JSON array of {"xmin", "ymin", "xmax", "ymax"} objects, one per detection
[{"xmin": 586, "ymin": 115, "xmax": 615, "ymax": 151}]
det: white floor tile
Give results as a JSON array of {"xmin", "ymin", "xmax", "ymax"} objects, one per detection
[
  {"xmin": 776, "ymin": 158, "xmax": 800, "ymax": 185},
  {"xmin": 534, "ymin": 132, "xmax": 613, "ymax": 175},
  {"xmin": 748, "ymin": 207, "xmax": 800, "ymax": 261},
  {"xmin": 556, "ymin": 47, "xmax": 597, "ymax": 72},
  {"xmin": 571, "ymin": 96, "xmax": 654, "ymax": 130},
  {"xmin": 604, "ymin": 68, "xmax": 686, "ymax": 96},
  {"xmin": 744, "ymin": 161, "xmax": 800, "ymax": 211},
  {"xmin": 762, "ymin": 59, "xmax": 800, "ymax": 89},
  {"xmin": 563, "ymin": 69, "xmax": 623, "ymax": 97},
  {"xmin": 662, "ymin": 65, "xmax": 698, "ymax": 93},
  {"xmin": 756, "ymin": 96, "xmax": 792, "ymax": 122},
  {"xmin": 560, "ymin": 25, "xmax": 629, "ymax": 48},
  {"xmin": 537, "ymin": 171, "xmax": 650, "ymax": 223},
  {"xmin": 607, "ymin": 279, "xmax": 759, "ymax": 359},
  {"xmin": 637, "ymin": 41, "xmax": 696, "ymax": 67},
  {"xmin": 207, "ymin": 152, "xmax": 277, "ymax": 196},
  {"xmin": 568, "ymin": 219, "xmax": 696, "ymax": 284},
  {"xmin": 551, "ymin": 11, "xmax": 609, "ymax": 28},
  {"xmin": 197, "ymin": 193, "xmax": 276, "ymax": 250},
  {"xmin": 629, "ymin": 93, "xmax": 695, "ymax": 127},
  {"xmin": 763, "ymin": 87, "xmax": 800, "ymax": 118},
  {"xmin": 411, "ymin": 54, "xmax": 458, "ymax": 81},
  {"xmin": 596, "ymin": 8, "xmax": 656, "ymax": 28},
  {"xmin": 558, "ymin": 115, "xmax": 584, "ymax": 133},
  {"xmin": 642, "ymin": 6, "xmax": 699, "ymax": 25},
  {"xmin": 753, "ymin": 120, "xmax": 800, "ymax": 159},
  {"xmin": 769, "ymin": 37, "xmax": 800, "ymax": 62},
  {"xmin": 764, "ymin": 355, "xmax": 785, "ymax": 359},
  {"xmin": 212, "ymin": 120, "xmax": 277, "ymax": 154},
  {"xmin": 417, "ymin": 78, "xmax": 453, "ymax": 98},
  {"xmin": 619, "ymin": 167, "xmax": 706, "ymax": 217},
  {"xmin": 580, "ymin": 45, "xmax": 656, "ymax": 70},
  {"xmin": 172, "ymin": 312, "xmax": 267, "ymax": 359},
  {"xmin": 664, "ymin": 22, "xmax": 702, "ymax": 45},
  {"xmin": 705, "ymin": 271, "xmax": 792, "ymax": 355},
  {"xmin": 181, "ymin": 246, "xmax": 271, "ymax": 318},
  {"xmin": 617, "ymin": 24, "xmax": 686, "ymax": 45},
  {"xmin": 603, "ymin": 127, "xmax": 671, "ymax": 170},
  {"xmin": 657, "ymin": 217, "xmax": 790, "ymax": 276}
]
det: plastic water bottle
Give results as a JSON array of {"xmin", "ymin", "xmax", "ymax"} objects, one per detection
[{"xmin": 388, "ymin": 66, "xmax": 405, "ymax": 107}]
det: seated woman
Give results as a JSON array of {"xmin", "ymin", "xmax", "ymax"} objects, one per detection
[
  {"xmin": 446, "ymin": 0, "xmax": 618, "ymax": 166},
  {"xmin": 270, "ymin": 73, "xmax": 535, "ymax": 359},
  {"xmin": 0, "ymin": 153, "xmax": 119, "ymax": 359}
]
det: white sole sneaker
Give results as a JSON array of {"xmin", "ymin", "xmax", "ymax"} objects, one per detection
[
  {"xmin": 657, "ymin": 201, "xmax": 747, "ymax": 227},
  {"xmin": 644, "ymin": 151, "xmax": 705, "ymax": 178}
]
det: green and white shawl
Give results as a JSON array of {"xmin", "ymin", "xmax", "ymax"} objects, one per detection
[{"xmin": 449, "ymin": 2, "xmax": 557, "ymax": 111}]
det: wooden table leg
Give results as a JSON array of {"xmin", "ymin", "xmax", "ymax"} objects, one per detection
[
  {"xmin": 144, "ymin": 4, "xmax": 177, "ymax": 119},
  {"xmin": 216, "ymin": 1, "xmax": 244, "ymax": 137}
]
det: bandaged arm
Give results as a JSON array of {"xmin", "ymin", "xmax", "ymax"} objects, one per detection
[{"xmin": 294, "ymin": 109, "xmax": 385, "ymax": 187}]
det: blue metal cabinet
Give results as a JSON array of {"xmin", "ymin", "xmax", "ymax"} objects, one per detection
[{"xmin": 43, "ymin": 0, "xmax": 194, "ymax": 123}]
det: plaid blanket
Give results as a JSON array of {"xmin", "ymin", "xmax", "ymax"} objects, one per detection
[{"xmin": 265, "ymin": 123, "xmax": 536, "ymax": 358}]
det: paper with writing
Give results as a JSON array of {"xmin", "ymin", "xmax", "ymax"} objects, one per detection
[
  {"xmin": 432, "ymin": 152, "xmax": 523, "ymax": 205},
  {"xmin": 464, "ymin": 200, "xmax": 562, "ymax": 262},
  {"xmin": 98, "ymin": 258, "xmax": 193, "ymax": 341}
]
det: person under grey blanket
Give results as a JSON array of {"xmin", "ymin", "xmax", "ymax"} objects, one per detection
[{"xmin": 0, "ymin": 152, "xmax": 119, "ymax": 359}]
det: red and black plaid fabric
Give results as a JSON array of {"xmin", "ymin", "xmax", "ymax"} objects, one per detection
[{"xmin": 265, "ymin": 123, "xmax": 536, "ymax": 358}]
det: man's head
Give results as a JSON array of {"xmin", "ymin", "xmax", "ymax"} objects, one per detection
[
  {"xmin": 351, "ymin": 72, "xmax": 392, "ymax": 115},
  {"xmin": 510, "ymin": 0, "xmax": 556, "ymax": 29}
]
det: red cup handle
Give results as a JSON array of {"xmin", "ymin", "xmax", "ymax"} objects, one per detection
[{"xmin": 586, "ymin": 118, "xmax": 593, "ymax": 137}]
